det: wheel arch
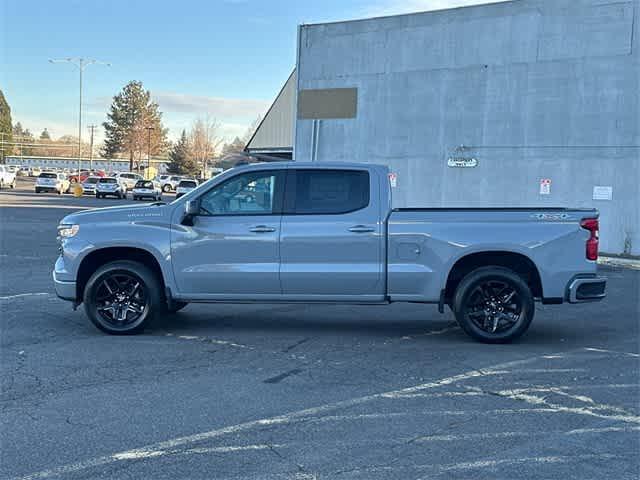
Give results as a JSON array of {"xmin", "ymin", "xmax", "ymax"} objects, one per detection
[
  {"xmin": 76, "ymin": 247, "xmax": 166, "ymax": 301},
  {"xmin": 444, "ymin": 250, "xmax": 543, "ymax": 302}
]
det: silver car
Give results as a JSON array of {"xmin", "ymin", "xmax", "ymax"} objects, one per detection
[
  {"xmin": 132, "ymin": 180, "xmax": 162, "ymax": 201},
  {"xmin": 96, "ymin": 177, "xmax": 127, "ymax": 199},
  {"xmin": 175, "ymin": 179, "xmax": 199, "ymax": 199},
  {"xmin": 81, "ymin": 176, "xmax": 100, "ymax": 195}
]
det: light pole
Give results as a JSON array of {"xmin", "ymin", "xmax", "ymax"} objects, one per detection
[
  {"xmin": 88, "ymin": 125, "xmax": 96, "ymax": 171},
  {"xmin": 49, "ymin": 58, "xmax": 110, "ymax": 179},
  {"xmin": 146, "ymin": 126, "xmax": 154, "ymax": 179}
]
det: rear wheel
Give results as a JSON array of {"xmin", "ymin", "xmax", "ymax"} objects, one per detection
[
  {"xmin": 162, "ymin": 184, "xmax": 171, "ymax": 193},
  {"xmin": 83, "ymin": 260, "xmax": 163, "ymax": 335},
  {"xmin": 10, "ymin": 179, "xmax": 15, "ymax": 188},
  {"xmin": 452, "ymin": 266, "xmax": 534, "ymax": 344}
]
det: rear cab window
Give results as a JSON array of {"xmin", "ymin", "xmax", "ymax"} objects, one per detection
[
  {"xmin": 39, "ymin": 172, "xmax": 58, "ymax": 179},
  {"xmin": 135, "ymin": 180, "xmax": 154, "ymax": 189},
  {"xmin": 284, "ymin": 169, "xmax": 370, "ymax": 214}
]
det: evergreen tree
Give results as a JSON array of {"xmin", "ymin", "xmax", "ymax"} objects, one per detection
[
  {"xmin": 40, "ymin": 128, "xmax": 51, "ymax": 140},
  {"xmin": 167, "ymin": 130, "xmax": 197, "ymax": 175},
  {"xmin": 0, "ymin": 90, "xmax": 12, "ymax": 161},
  {"xmin": 102, "ymin": 80, "xmax": 169, "ymax": 170}
]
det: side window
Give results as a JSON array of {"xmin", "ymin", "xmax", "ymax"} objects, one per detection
[
  {"xmin": 286, "ymin": 170, "xmax": 369, "ymax": 215},
  {"xmin": 199, "ymin": 171, "xmax": 280, "ymax": 216}
]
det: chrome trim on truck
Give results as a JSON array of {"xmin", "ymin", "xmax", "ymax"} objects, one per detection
[{"xmin": 567, "ymin": 276, "xmax": 607, "ymax": 303}]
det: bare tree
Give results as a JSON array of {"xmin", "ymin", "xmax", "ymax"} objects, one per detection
[
  {"xmin": 242, "ymin": 115, "xmax": 262, "ymax": 145},
  {"xmin": 189, "ymin": 116, "xmax": 223, "ymax": 178}
]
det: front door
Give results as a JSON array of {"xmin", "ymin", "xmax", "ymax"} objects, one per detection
[
  {"xmin": 171, "ymin": 169, "xmax": 285, "ymax": 299},
  {"xmin": 279, "ymin": 168, "xmax": 384, "ymax": 301}
]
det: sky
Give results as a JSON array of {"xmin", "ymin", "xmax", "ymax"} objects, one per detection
[{"xmin": 1, "ymin": 0, "xmax": 499, "ymax": 146}]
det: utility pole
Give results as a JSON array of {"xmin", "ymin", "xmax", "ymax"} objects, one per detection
[
  {"xmin": 146, "ymin": 126, "xmax": 154, "ymax": 180},
  {"xmin": 49, "ymin": 58, "xmax": 110, "ymax": 178},
  {"xmin": 88, "ymin": 125, "xmax": 96, "ymax": 171}
]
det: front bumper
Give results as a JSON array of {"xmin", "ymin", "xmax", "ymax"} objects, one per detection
[
  {"xmin": 53, "ymin": 256, "xmax": 77, "ymax": 301},
  {"xmin": 567, "ymin": 276, "xmax": 607, "ymax": 303},
  {"xmin": 53, "ymin": 271, "xmax": 76, "ymax": 301}
]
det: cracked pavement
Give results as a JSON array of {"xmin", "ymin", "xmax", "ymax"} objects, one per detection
[{"xmin": 1, "ymin": 182, "xmax": 639, "ymax": 479}]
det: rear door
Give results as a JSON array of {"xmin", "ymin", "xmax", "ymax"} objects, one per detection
[{"xmin": 279, "ymin": 168, "xmax": 384, "ymax": 301}]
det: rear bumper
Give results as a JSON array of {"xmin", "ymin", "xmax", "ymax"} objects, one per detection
[{"xmin": 566, "ymin": 275, "xmax": 607, "ymax": 303}]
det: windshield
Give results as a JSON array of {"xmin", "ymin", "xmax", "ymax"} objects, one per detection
[
  {"xmin": 39, "ymin": 172, "xmax": 57, "ymax": 179},
  {"xmin": 99, "ymin": 178, "xmax": 118, "ymax": 184},
  {"xmin": 85, "ymin": 177, "xmax": 99, "ymax": 184},
  {"xmin": 135, "ymin": 180, "xmax": 154, "ymax": 189},
  {"xmin": 179, "ymin": 181, "xmax": 197, "ymax": 188}
]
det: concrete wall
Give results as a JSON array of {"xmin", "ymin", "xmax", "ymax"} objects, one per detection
[{"xmin": 295, "ymin": 0, "xmax": 640, "ymax": 255}]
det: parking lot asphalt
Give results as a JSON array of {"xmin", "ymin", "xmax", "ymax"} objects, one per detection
[{"xmin": 1, "ymin": 178, "xmax": 639, "ymax": 480}]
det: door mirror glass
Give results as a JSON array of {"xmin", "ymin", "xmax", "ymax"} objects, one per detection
[{"xmin": 185, "ymin": 199, "xmax": 199, "ymax": 216}]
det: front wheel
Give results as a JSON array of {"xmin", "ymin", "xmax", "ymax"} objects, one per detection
[
  {"xmin": 83, "ymin": 260, "xmax": 163, "ymax": 335},
  {"xmin": 10, "ymin": 180, "xmax": 15, "ymax": 189},
  {"xmin": 452, "ymin": 266, "xmax": 534, "ymax": 344},
  {"xmin": 162, "ymin": 184, "xmax": 171, "ymax": 193}
]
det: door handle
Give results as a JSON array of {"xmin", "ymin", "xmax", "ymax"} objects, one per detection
[
  {"xmin": 249, "ymin": 225, "xmax": 276, "ymax": 233},
  {"xmin": 348, "ymin": 225, "xmax": 375, "ymax": 233}
]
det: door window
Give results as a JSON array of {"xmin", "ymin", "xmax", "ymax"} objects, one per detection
[
  {"xmin": 199, "ymin": 170, "xmax": 281, "ymax": 215},
  {"xmin": 285, "ymin": 170, "xmax": 369, "ymax": 214}
]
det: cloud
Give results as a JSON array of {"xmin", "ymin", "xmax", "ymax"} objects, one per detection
[
  {"xmin": 152, "ymin": 92, "xmax": 270, "ymax": 121},
  {"xmin": 365, "ymin": 0, "xmax": 506, "ymax": 17}
]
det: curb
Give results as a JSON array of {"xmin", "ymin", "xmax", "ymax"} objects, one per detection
[{"xmin": 598, "ymin": 256, "xmax": 640, "ymax": 270}]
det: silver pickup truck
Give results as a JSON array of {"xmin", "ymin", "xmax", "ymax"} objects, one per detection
[{"xmin": 54, "ymin": 162, "xmax": 606, "ymax": 343}]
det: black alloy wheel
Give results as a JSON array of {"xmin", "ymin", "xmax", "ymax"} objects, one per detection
[
  {"xmin": 84, "ymin": 261, "xmax": 162, "ymax": 334},
  {"xmin": 453, "ymin": 266, "xmax": 534, "ymax": 343}
]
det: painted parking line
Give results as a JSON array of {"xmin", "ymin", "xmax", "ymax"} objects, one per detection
[
  {"xmin": 10, "ymin": 351, "xmax": 575, "ymax": 480},
  {"xmin": 0, "ymin": 292, "xmax": 51, "ymax": 300}
]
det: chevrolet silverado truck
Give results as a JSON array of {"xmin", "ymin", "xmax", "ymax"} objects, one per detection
[{"xmin": 53, "ymin": 162, "xmax": 606, "ymax": 343}]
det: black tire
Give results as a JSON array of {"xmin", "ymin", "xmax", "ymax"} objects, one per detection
[
  {"xmin": 10, "ymin": 180, "xmax": 15, "ymax": 189},
  {"xmin": 133, "ymin": 196, "xmax": 138, "ymax": 201},
  {"xmin": 96, "ymin": 193, "xmax": 102, "ymax": 199},
  {"xmin": 167, "ymin": 301, "xmax": 188, "ymax": 314},
  {"xmin": 57, "ymin": 189, "xmax": 62, "ymax": 195},
  {"xmin": 452, "ymin": 266, "xmax": 534, "ymax": 344},
  {"xmin": 162, "ymin": 184, "xmax": 171, "ymax": 193},
  {"xmin": 35, "ymin": 188, "xmax": 40, "ymax": 193},
  {"xmin": 83, "ymin": 260, "xmax": 163, "ymax": 335}
]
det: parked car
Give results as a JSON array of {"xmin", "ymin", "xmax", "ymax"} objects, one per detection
[
  {"xmin": 132, "ymin": 180, "xmax": 162, "ymax": 201},
  {"xmin": 54, "ymin": 162, "xmax": 607, "ymax": 341},
  {"xmin": 17, "ymin": 166, "xmax": 30, "ymax": 176},
  {"xmin": 0, "ymin": 164, "xmax": 17, "ymax": 189},
  {"xmin": 160, "ymin": 175, "xmax": 184, "ymax": 193},
  {"xmin": 81, "ymin": 176, "xmax": 101, "ymax": 195},
  {"xmin": 29, "ymin": 167, "xmax": 42, "ymax": 177},
  {"xmin": 96, "ymin": 177, "xmax": 127, "ymax": 199},
  {"xmin": 175, "ymin": 179, "xmax": 199, "ymax": 198},
  {"xmin": 35, "ymin": 172, "xmax": 69, "ymax": 194},
  {"xmin": 68, "ymin": 169, "xmax": 105, "ymax": 184},
  {"xmin": 115, "ymin": 172, "xmax": 144, "ymax": 191}
]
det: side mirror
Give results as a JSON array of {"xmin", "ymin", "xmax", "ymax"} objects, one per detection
[
  {"xmin": 182, "ymin": 199, "xmax": 199, "ymax": 226},
  {"xmin": 185, "ymin": 200, "xmax": 199, "ymax": 216}
]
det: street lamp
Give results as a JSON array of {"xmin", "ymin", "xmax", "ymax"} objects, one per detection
[
  {"xmin": 49, "ymin": 58, "xmax": 111, "ymax": 179},
  {"xmin": 146, "ymin": 126, "xmax": 154, "ymax": 179}
]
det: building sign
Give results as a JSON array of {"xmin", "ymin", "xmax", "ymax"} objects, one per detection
[
  {"xmin": 388, "ymin": 172, "xmax": 398, "ymax": 187},
  {"xmin": 593, "ymin": 186, "xmax": 613, "ymax": 200},
  {"xmin": 297, "ymin": 88, "xmax": 358, "ymax": 119},
  {"xmin": 447, "ymin": 157, "xmax": 478, "ymax": 168},
  {"xmin": 539, "ymin": 178, "xmax": 552, "ymax": 195}
]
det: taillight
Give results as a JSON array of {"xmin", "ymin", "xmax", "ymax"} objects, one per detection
[{"xmin": 580, "ymin": 218, "xmax": 599, "ymax": 261}]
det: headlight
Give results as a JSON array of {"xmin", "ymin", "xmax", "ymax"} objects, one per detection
[{"xmin": 57, "ymin": 224, "xmax": 80, "ymax": 238}]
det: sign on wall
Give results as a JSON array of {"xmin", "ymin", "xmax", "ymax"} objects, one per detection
[
  {"xmin": 447, "ymin": 157, "xmax": 478, "ymax": 168},
  {"xmin": 593, "ymin": 186, "xmax": 613, "ymax": 201},
  {"xmin": 539, "ymin": 178, "xmax": 552, "ymax": 195},
  {"xmin": 297, "ymin": 88, "xmax": 358, "ymax": 119}
]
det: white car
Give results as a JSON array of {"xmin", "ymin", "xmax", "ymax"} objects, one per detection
[
  {"xmin": 115, "ymin": 172, "xmax": 143, "ymax": 191},
  {"xmin": 0, "ymin": 165, "xmax": 17, "ymax": 189},
  {"xmin": 160, "ymin": 175, "xmax": 184, "ymax": 193},
  {"xmin": 132, "ymin": 180, "xmax": 162, "ymax": 201},
  {"xmin": 175, "ymin": 179, "xmax": 199, "ymax": 198},
  {"xmin": 81, "ymin": 176, "xmax": 101, "ymax": 195},
  {"xmin": 95, "ymin": 177, "xmax": 127, "ymax": 199},
  {"xmin": 35, "ymin": 172, "xmax": 69, "ymax": 194},
  {"xmin": 29, "ymin": 167, "xmax": 42, "ymax": 177}
]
